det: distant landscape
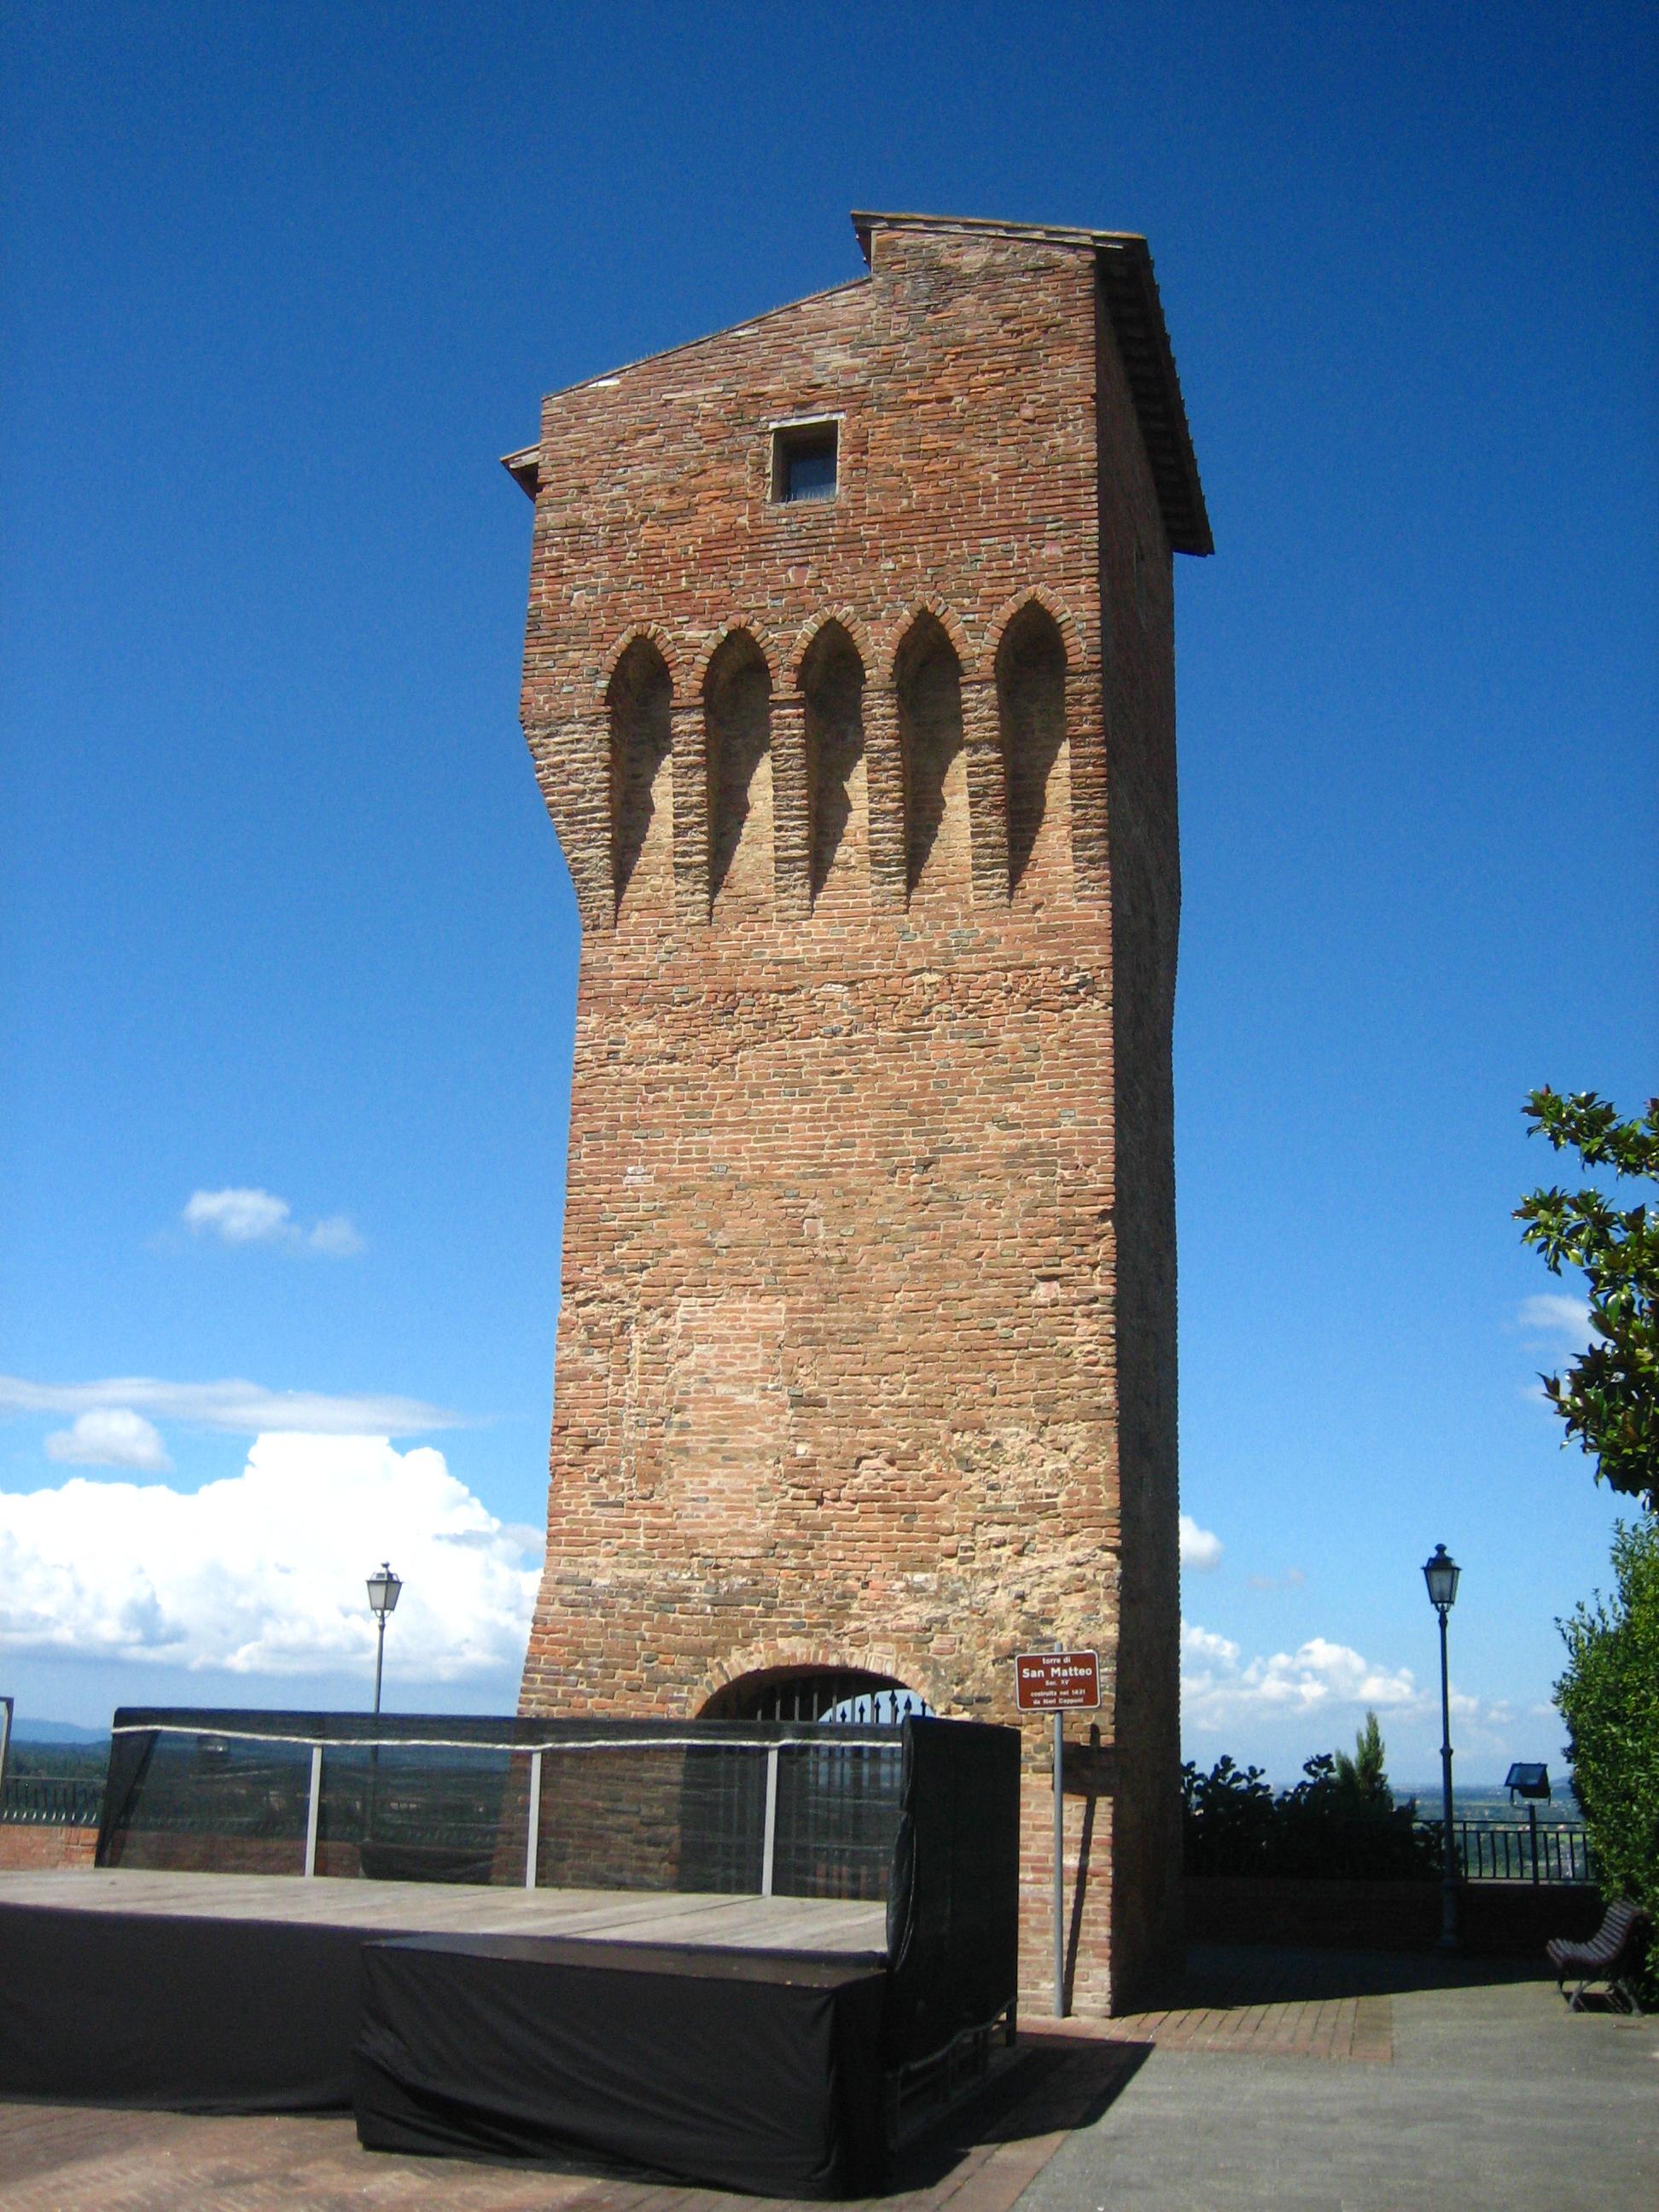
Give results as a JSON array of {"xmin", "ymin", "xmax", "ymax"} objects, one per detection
[
  {"xmin": 3, "ymin": 1721, "xmax": 1583, "ymax": 1823},
  {"xmin": 1402, "ymin": 1783, "xmax": 1582, "ymax": 1825}
]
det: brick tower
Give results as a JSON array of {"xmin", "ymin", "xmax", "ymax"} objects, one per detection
[{"xmin": 505, "ymin": 212, "xmax": 1211, "ymax": 2014}]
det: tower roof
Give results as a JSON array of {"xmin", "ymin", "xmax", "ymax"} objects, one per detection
[{"xmin": 851, "ymin": 212, "xmax": 1212, "ymax": 557}]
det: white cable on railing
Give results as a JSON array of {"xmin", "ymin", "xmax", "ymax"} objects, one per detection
[{"xmin": 108, "ymin": 1722, "xmax": 900, "ymax": 1755}]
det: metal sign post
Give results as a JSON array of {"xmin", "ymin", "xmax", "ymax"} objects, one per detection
[
  {"xmin": 1051, "ymin": 1709, "xmax": 1065, "ymax": 2013},
  {"xmin": 1015, "ymin": 1650, "xmax": 1101, "ymax": 2018}
]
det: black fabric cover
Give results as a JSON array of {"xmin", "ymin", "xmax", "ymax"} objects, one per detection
[
  {"xmin": 883, "ymin": 1718, "xmax": 1022, "ymax": 2067},
  {"xmin": 0, "ymin": 1903, "xmax": 370, "ymax": 2110},
  {"xmin": 97, "ymin": 1708, "xmax": 905, "ymax": 1898},
  {"xmin": 353, "ymin": 1932, "xmax": 888, "ymax": 2198},
  {"xmin": 96, "ymin": 1727, "xmax": 155, "ymax": 1865}
]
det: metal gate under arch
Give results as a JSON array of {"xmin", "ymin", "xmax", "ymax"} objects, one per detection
[
  {"xmin": 689, "ymin": 1668, "xmax": 934, "ymax": 1899},
  {"xmin": 700, "ymin": 1666, "xmax": 934, "ymax": 1726}
]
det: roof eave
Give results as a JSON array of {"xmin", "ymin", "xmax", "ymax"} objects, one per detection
[
  {"xmin": 1091, "ymin": 236, "xmax": 1213, "ymax": 558},
  {"xmin": 502, "ymin": 445, "xmax": 541, "ymax": 499}
]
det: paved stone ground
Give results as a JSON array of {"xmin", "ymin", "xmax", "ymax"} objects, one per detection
[
  {"xmin": 1023, "ymin": 1949, "xmax": 1658, "ymax": 2211},
  {"xmin": 1, "ymin": 1948, "xmax": 1651, "ymax": 2209}
]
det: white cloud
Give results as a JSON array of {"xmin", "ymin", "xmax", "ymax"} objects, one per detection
[
  {"xmin": 307, "ymin": 1214, "xmax": 365, "ymax": 1257},
  {"xmin": 1247, "ymin": 1567, "xmax": 1307, "ymax": 1592},
  {"xmin": 1180, "ymin": 1621, "xmax": 1240, "ymax": 1670},
  {"xmin": 1181, "ymin": 1618, "xmax": 1417, "ymax": 1730},
  {"xmin": 0, "ymin": 1435, "xmax": 538, "ymax": 1679},
  {"xmin": 1179, "ymin": 1514, "xmax": 1223, "ymax": 1572},
  {"xmin": 0, "ymin": 1374, "xmax": 460, "ymax": 1438},
  {"xmin": 1518, "ymin": 1293, "xmax": 1592, "ymax": 1346},
  {"xmin": 184, "ymin": 1187, "xmax": 293, "ymax": 1243},
  {"xmin": 1452, "ymin": 1690, "xmax": 1514, "ymax": 1729},
  {"xmin": 43, "ymin": 1410, "xmax": 172, "ymax": 1473},
  {"xmin": 182, "ymin": 1187, "xmax": 364, "ymax": 1258}
]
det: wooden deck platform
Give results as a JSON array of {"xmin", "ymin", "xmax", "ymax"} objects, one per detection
[{"xmin": 0, "ymin": 1867, "xmax": 888, "ymax": 1956}]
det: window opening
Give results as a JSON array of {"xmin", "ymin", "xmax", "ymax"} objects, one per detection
[{"xmin": 771, "ymin": 421, "xmax": 839, "ymax": 504}]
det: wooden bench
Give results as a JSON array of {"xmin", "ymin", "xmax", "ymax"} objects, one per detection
[{"xmin": 1546, "ymin": 1897, "xmax": 1650, "ymax": 2013}]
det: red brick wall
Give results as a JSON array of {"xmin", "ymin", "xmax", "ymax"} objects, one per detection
[
  {"xmin": 0, "ymin": 1824, "xmax": 97, "ymax": 1871},
  {"xmin": 514, "ymin": 216, "xmax": 1189, "ymax": 2016}
]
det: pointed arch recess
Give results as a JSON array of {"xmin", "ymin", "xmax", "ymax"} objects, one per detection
[
  {"xmin": 788, "ymin": 607, "xmax": 876, "ymax": 690},
  {"xmin": 703, "ymin": 627, "xmax": 774, "ymax": 911},
  {"xmin": 984, "ymin": 585, "xmax": 1089, "ymax": 678},
  {"xmin": 607, "ymin": 635, "xmax": 674, "ymax": 917},
  {"xmin": 797, "ymin": 619, "xmax": 867, "ymax": 908},
  {"xmin": 597, "ymin": 621, "xmax": 682, "ymax": 710},
  {"xmin": 875, "ymin": 597, "xmax": 977, "ymax": 690},
  {"xmin": 690, "ymin": 616, "xmax": 781, "ymax": 696},
  {"xmin": 893, "ymin": 610, "xmax": 969, "ymax": 898},
  {"xmin": 995, "ymin": 598, "xmax": 1071, "ymax": 899}
]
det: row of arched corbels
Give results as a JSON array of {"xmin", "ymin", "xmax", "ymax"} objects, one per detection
[
  {"xmin": 573, "ymin": 582, "xmax": 1092, "ymax": 709},
  {"xmin": 522, "ymin": 585, "xmax": 1109, "ymax": 930}
]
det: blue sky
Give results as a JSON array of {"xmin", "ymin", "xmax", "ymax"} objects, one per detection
[{"xmin": 2, "ymin": 3, "xmax": 1653, "ymax": 1782}]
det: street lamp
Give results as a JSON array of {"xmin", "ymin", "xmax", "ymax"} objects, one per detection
[
  {"xmin": 367, "ymin": 1563, "xmax": 402, "ymax": 1716},
  {"xmin": 1422, "ymin": 1543, "xmax": 1461, "ymax": 1950}
]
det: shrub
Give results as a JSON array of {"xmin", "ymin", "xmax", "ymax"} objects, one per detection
[
  {"xmin": 1183, "ymin": 1715, "xmax": 1441, "ymax": 1881},
  {"xmin": 1556, "ymin": 1516, "xmax": 1659, "ymax": 1997}
]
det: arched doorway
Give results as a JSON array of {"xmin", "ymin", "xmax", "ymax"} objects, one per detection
[
  {"xmin": 686, "ymin": 1667, "xmax": 934, "ymax": 1900},
  {"xmin": 700, "ymin": 1664, "xmax": 934, "ymax": 1725}
]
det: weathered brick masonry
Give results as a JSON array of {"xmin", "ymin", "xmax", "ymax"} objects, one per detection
[{"xmin": 508, "ymin": 212, "xmax": 1211, "ymax": 2014}]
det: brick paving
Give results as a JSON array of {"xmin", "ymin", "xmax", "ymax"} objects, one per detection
[
  {"xmin": 1051, "ymin": 1989, "xmax": 1393, "ymax": 2061},
  {"xmin": 0, "ymin": 2043, "xmax": 1137, "ymax": 2212},
  {"xmin": 1045, "ymin": 1943, "xmax": 1400, "ymax": 2061},
  {"xmin": 0, "ymin": 1949, "xmax": 1408, "ymax": 2210},
  {"xmin": 6, "ymin": 1949, "xmax": 1644, "ymax": 2209}
]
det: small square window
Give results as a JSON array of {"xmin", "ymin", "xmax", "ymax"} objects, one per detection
[{"xmin": 772, "ymin": 422, "xmax": 838, "ymax": 504}]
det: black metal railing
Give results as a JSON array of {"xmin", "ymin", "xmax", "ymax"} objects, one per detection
[
  {"xmin": 1415, "ymin": 1818, "xmax": 1593, "ymax": 1884},
  {"xmin": 2, "ymin": 1776, "xmax": 104, "ymax": 1826}
]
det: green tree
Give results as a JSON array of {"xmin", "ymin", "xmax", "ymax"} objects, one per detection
[
  {"xmin": 1515, "ymin": 1089, "xmax": 1659, "ymax": 1511},
  {"xmin": 1555, "ymin": 1516, "xmax": 1659, "ymax": 1987},
  {"xmin": 1181, "ymin": 1741, "xmax": 1437, "ymax": 1880},
  {"xmin": 1333, "ymin": 1708, "xmax": 1392, "ymax": 1813}
]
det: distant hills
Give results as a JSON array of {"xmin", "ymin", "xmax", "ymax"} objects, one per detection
[
  {"xmin": 5, "ymin": 1718, "xmax": 111, "ymax": 1745},
  {"xmin": 1400, "ymin": 1783, "xmax": 1582, "ymax": 1821}
]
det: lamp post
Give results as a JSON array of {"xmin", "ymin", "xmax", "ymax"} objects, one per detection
[
  {"xmin": 367, "ymin": 1563, "xmax": 402, "ymax": 1716},
  {"xmin": 1423, "ymin": 1543, "xmax": 1461, "ymax": 1950}
]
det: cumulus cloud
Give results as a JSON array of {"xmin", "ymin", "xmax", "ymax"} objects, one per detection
[
  {"xmin": 306, "ymin": 1214, "xmax": 365, "ymax": 1257},
  {"xmin": 0, "ymin": 1435, "xmax": 538, "ymax": 1678},
  {"xmin": 182, "ymin": 1187, "xmax": 364, "ymax": 1258},
  {"xmin": 1452, "ymin": 1690, "xmax": 1514, "ymax": 1728},
  {"xmin": 1518, "ymin": 1293, "xmax": 1592, "ymax": 1346},
  {"xmin": 1179, "ymin": 1515, "xmax": 1223, "ymax": 1572},
  {"xmin": 0, "ymin": 1374, "xmax": 459, "ymax": 1439},
  {"xmin": 43, "ymin": 1410, "xmax": 172, "ymax": 1473},
  {"xmin": 1247, "ymin": 1567, "xmax": 1307, "ymax": 1592},
  {"xmin": 1180, "ymin": 1621, "xmax": 1240, "ymax": 1671},
  {"xmin": 183, "ymin": 1188, "xmax": 292, "ymax": 1243},
  {"xmin": 1181, "ymin": 1618, "xmax": 1417, "ymax": 1730}
]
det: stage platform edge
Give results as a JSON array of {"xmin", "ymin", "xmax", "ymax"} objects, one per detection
[
  {"xmin": 0, "ymin": 1876, "xmax": 888, "ymax": 2119},
  {"xmin": 354, "ymin": 1930, "xmax": 889, "ymax": 2198}
]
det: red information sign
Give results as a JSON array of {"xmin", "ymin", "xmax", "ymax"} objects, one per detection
[{"xmin": 1015, "ymin": 1650, "xmax": 1100, "ymax": 1713}]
